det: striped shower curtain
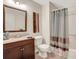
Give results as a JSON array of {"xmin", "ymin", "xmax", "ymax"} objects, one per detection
[{"xmin": 50, "ymin": 8, "xmax": 69, "ymax": 59}]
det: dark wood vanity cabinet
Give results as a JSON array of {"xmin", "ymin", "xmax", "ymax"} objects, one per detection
[{"xmin": 3, "ymin": 38, "xmax": 35, "ymax": 59}]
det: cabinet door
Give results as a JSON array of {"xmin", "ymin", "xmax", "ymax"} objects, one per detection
[
  {"xmin": 22, "ymin": 44, "xmax": 35, "ymax": 59},
  {"xmin": 4, "ymin": 47, "xmax": 21, "ymax": 59}
]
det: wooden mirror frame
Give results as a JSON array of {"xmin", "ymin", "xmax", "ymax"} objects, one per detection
[
  {"xmin": 33, "ymin": 12, "xmax": 39, "ymax": 33},
  {"xmin": 3, "ymin": 5, "xmax": 27, "ymax": 32}
]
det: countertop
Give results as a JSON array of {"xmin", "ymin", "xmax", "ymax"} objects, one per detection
[{"xmin": 3, "ymin": 36, "xmax": 34, "ymax": 44}]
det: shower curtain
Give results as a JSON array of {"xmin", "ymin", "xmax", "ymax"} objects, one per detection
[{"xmin": 50, "ymin": 8, "xmax": 69, "ymax": 58}]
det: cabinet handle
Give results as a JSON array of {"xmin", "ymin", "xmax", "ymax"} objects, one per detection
[
  {"xmin": 20, "ymin": 48, "xmax": 24, "ymax": 51},
  {"xmin": 22, "ymin": 48, "xmax": 24, "ymax": 50}
]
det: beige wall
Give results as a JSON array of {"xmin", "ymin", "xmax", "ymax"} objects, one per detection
[
  {"xmin": 41, "ymin": 2, "xmax": 50, "ymax": 45},
  {"xmin": 41, "ymin": 2, "xmax": 57, "ymax": 45}
]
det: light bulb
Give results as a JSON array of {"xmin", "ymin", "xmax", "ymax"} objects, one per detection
[{"xmin": 16, "ymin": 2, "xmax": 20, "ymax": 5}]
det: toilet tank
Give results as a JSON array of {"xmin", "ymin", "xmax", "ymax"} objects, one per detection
[{"xmin": 34, "ymin": 36, "xmax": 43, "ymax": 46}]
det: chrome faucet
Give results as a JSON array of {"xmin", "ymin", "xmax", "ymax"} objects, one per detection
[{"xmin": 3, "ymin": 32, "xmax": 9, "ymax": 40}]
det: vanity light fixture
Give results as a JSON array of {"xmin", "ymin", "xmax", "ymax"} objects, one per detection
[
  {"xmin": 6, "ymin": 0, "xmax": 26, "ymax": 9},
  {"xmin": 15, "ymin": 0, "xmax": 26, "ymax": 8}
]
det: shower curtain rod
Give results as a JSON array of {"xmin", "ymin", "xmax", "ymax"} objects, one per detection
[{"xmin": 51, "ymin": 8, "xmax": 67, "ymax": 12}]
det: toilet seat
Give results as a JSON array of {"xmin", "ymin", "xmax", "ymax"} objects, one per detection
[
  {"xmin": 38, "ymin": 44, "xmax": 49, "ymax": 49},
  {"xmin": 38, "ymin": 44, "xmax": 49, "ymax": 52}
]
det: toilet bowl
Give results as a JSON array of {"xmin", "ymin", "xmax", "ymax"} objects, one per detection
[{"xmin": 38, "ymin": 44, "xmax": 49, "ymax": 58}]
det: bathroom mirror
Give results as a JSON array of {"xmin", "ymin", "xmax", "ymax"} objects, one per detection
[
  {"xmin": 33, "ymin": 12, "xmax": 39, "ymax": 33},
  {"xmin": 3, "ymin": 5, "xmax": 27, "ymax": 32}
]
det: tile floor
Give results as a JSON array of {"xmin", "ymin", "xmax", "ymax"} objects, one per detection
[{"xmin": 35, "ymin": 52, "xmax": 64, "ymax": 59}]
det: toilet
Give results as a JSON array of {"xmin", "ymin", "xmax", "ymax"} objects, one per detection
[{"xmin": 34, "ymin": 36, "xmax": 49, "ymax": 58}]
